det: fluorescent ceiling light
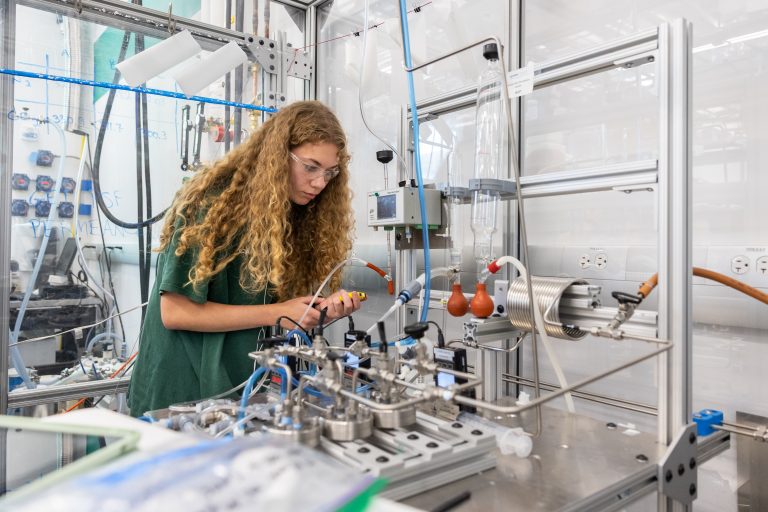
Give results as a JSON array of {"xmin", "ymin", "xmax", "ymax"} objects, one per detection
[{"xmin": 116, "ymin": 30, "xmax": 201, "ymax": 87}]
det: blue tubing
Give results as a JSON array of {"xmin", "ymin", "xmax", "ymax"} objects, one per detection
[
  {"xmin": 397, "ymin": 2, "xmax": 431, "ymax": 323},
  {"xmin": 238, "ymin": 367, "xmax": 267, "ymax": 425}
]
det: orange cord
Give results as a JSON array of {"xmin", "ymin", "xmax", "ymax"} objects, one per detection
[
  {"xmin": 63, "ymin": 352, "xmax": 138, "ymax": 413},
  {"xmin": 637, "ymin": 268, "xmax": 768, "ymax": 305}
]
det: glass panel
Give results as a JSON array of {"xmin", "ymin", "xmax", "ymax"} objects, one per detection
[{"xmin": 4, "ymin": 3, "xmax": 306, "ymax": 406}]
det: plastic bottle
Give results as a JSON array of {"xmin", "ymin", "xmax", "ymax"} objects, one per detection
[{"xmin": 470, "ymin": 43, "xmax": 507, "ymax": 277}]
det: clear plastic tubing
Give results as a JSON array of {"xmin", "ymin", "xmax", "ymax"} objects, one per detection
[
  {"xmin": 447, "ymin": 153, "xmax": 463, "ymax": 280},
  {"xmin": 471, "ymin": 43, "xmax": 507, "ymax": 279}
]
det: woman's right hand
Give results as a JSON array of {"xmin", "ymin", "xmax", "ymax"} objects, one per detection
[{"xmin": 277, "ymin": 296, "xmax": 321, "ymax": 330}]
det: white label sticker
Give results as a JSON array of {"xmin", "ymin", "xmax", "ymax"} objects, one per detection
[{"xmin": 507, "ymin": 62, "xmax": 535, "ymax": 98}]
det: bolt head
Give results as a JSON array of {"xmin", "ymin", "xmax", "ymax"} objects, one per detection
[{"xmin": 665, "ymin": 470, "xmax": 673, "ymax": 482}]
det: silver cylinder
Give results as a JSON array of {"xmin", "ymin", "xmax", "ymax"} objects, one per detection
[{"xmin": 507, "ymin": 276, "xmax": 589, "ymax": 340}]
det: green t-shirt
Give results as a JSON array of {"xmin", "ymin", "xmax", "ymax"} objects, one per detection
[{"xmin": 127, "ymin": 226, "xmax": 273, "ymax": 417}]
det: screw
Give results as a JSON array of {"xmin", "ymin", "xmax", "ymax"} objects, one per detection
[
  {"xmin": 269, "ymin": 42, "xmax": 275, "ymax": 48},
  {"xmin": 280, "ymin": 96, "xmax": 285, "ymax": 101},
  {"xmin": 690, "ymin": 457, "xmax": 697, "ymax": 470},
  {"xmin": 358, "ymin": 447, "xmax": 370, "ymax": 454},
  {"xmin": 376, "ymin": 456, "xmax": 389, "ymax": 463},
  {"xmin": 678, "ymin": 463, "xmax": 685, "ymax": 476},
  {"xmin": 636, "ymin": 454, "xmax": 648, "ymax": 463},
  {"xmin": 426, "ymin": 442, "xmax": 438, "ymax": 448},
  {"xmin": 471, "ymin": 429, "xmax": 483, "ymax": 436},
  {"xmin": 269, "ymin": 53, "xmax": 275, "ymax": 60},
  {"xmin": 626, "ymin": 62, "xmax": 634, "ymax": 68},
  {"xmin": 452, "ymin": 422, "xmax": 463, "ymax": 428},
  {"xmin": 665, "ymin": 470, "xmax": 673, "ymax": 482},
  {"xmin": 407, "ymin": 434, "xmax": 419, "ymax": 440},
  {"xmin": 248, "ymin": 36, "xmax": 254, "ymax": 42},
  {"xmin": 259, "ymin": 39, "xmax": 264, "ymax": 45},
  {"xmin": 606, "ymin": 422, "xmax": 617, "ymax": 429},
  {"xmin": 647, "ymin": 56, "xmax": 655, "ymax": 62},
  {"xmin": 497, "ymin": 305, "xmax": 505, "ymax": 314},
  {"xmin": 689, "ymin": 483, "xmax": 696, "ymax": 496},
  {"xmin": 689, "ymin": 432, "xmax": 697, "ymax": 444},
  {"xmin": 269, "ymin": 65, "xmax": 274, "ymax": 71}
]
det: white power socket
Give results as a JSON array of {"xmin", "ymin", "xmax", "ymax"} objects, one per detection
[
  {"xmin": 757, "ymin": 256, "xmax": 768, "ymax": 276},
  {"xmin": 595, "ymin": 253, "xmax": 608, "ymax": 269},
  {"xmin": 731, "ymin": 255, "xmax": 750, "ymax": 275},
  {"xmin": 579, "ymin": 254, "xmax": 591, "ymax": 269}
]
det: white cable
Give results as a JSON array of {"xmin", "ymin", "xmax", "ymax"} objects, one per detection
[
  {"xmin": 297, "ymin": 257, "xmax": 366, "ymax": 326},
  {"xmin": 9, "ymin": 301, "xmax": 148, "ymax": 347},
  {"xmin": 493, "ymin": 256, "xmax": 576, "ymax": 413}
]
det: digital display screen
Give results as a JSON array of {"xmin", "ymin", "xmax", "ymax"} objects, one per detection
[
  {"xmin": 437, "ymin": 371, "xmax": 456, "ymax": 387},
  {"xmin": 376, "ymin": 194, "xmax": 396, "ymax": 220}
]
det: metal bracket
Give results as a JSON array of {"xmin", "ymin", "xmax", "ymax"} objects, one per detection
[
  {"xmin": 614, "ymin": 50, "xmax": 657, "ymax": 70},
  {"xmin": 74, "ymin": 0, "xmax": 83, "ymax": 15},
  {"xmin": 468, "ymin": 177, "xmax": 519, "ymax": 197},
  {"xmin": 259, "ymin": 88, "xmax": 288, "ymax": 110},
  {"xmin": 167, "ymin": 3, "xmax": 176, "ymax": 34},
  {"xmin": 247, "ymin": 38, "xmax": 281, "ymax": 75},
  {"xmin": 436, "ymin": 184, "xmax": 471, "ymax": 203},
  {"xmin": 658, "ymin": 422, "xmax": 699, "ymax": 506},
  {"xmin": 283, "ymin": 46, "xmax": 313, "ymax": 80}
]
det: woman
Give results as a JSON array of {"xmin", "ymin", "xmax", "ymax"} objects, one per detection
[{"xmin": 128, "ymin": 101, "xmax": 361, "ymax": 416}]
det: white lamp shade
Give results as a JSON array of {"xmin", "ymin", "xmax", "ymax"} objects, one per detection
[
  {"xmin": 116, "ymin": 30, "xmax": 201, "ymax": 87},
  {"xmin": 172, "ymin": 41, "xmax": 249, "ymax": 97}
]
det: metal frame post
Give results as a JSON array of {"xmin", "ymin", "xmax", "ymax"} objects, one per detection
[
  {"xmin": 0, "ymin": 0, "xmax": 16, "ymax": 494},
  {"xmin": 657, "ymin": 18, "xmax": 693, "ymax": 511}
]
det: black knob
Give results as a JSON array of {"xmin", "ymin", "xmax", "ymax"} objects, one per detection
[
  {"xmin": 483, "ymin": 43, "xmax": 499, "ymax": 61},
  {"xmin": 611, "ymin": 291, "xmax": 642, "ymax": 305},
  {"xmin": 404, "ymin": 322, "xmax": 429, "ymax": 340},
  {"xmin": 376, "ymin": 150, "xmax": 393, "ymax": 164}
]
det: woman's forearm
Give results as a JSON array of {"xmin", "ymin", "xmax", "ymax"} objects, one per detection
[{"xmin": 160, "ymin": 292, "xmax": 281, "ymax": 332}]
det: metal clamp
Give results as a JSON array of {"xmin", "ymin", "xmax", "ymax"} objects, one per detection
[
  {"xmin": 247, "ymin": 38, "xmax": 280, "ymax": 75},
  {"xmin": 658, "ymin": 423, "xmax": 698, "ymax": 506},
  {"xmin": 167, "ymin": 3, "xmax": 176, "ymax": 34},
  {"xmin": 468, "ymin": 178, "xmax": 519, "ymax": 198},
  {"xmin": 74, "ymin": 0, "xmax": 83, "ymax": 15}
]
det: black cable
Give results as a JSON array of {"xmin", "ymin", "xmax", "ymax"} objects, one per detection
[
  {"xmin": 426, "ymin": 320, "xmax": 445, "ymax": 348},
  {"xmin": 86, "ymin": 136, "xmax": 127, "ymax": 345},
  {"xmin": 90, "ymin": 29, "xmax": 167, "ymax": 229},
  {"xmin": 136, "ymin": 0, "xmax": 153, "ymax": 319},
  {"xmin": 133, "ymin": 66, "xmax": 147, "ymax": 323},
  {"xmin": 274, "ymin": 316, "xmax": 309, "ymax": 334}
]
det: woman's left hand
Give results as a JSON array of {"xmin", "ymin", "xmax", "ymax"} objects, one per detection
[{"xmin": 319, "ymin": 289, "xmax": 362, "ymax": 320}]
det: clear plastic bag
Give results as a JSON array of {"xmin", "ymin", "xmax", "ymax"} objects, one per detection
[{"xmin": 10, "ymin": 437, "xmax": 378, "ymax": 512}]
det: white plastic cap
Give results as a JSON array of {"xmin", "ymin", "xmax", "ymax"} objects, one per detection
[
  {"xmin": 499, "ymin": 427, "xmax": 533, "ymax": 458},
  {"xmin": 516, "ymin": 391, "xmax": 530, "ymax": 405}
]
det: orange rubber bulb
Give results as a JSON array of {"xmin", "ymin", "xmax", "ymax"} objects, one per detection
[
  {"xmin": 470, "ymin": 282, "xmax": 495, "ymax": 318},
  {"xmin": 447, "ymin": 283, "xmax": 469, "ymax": 317}
]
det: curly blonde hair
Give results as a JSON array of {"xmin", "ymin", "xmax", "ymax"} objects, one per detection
[{"xmin": 158, "ymin": 101, "xmax": 354, "ymax": 300}]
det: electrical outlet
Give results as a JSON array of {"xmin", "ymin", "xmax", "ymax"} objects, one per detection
[
  {"xmin": 757, "ymin": 256, "xmax": 768, "ymax": 276},
  {"xmin": 595, "ymin": 253, "xmax": 608, "ymax": 269},
  {"xmin": 579, "ymin": 254, "xmax": 591, "ymax": 269},
  {"xmin": 731, "ymin": 255, "xmax": 750, "ymax": 275}
]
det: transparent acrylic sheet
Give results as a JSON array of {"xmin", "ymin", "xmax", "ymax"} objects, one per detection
[{"xmin": 0, "ymin": 414, "xmax": 139, "ymax": 507}]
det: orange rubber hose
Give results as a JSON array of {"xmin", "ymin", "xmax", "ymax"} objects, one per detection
[{"xmin": 637, "ymin": 268, "xmax": 768, "ymax": 305}]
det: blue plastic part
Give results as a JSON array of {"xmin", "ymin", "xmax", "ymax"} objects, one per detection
[
  {"xmin": 9, "ymin": 375, "xmax": 24, "ymax": 392},
  {"xmin": 80, "ymin": 179, "xmax": 93, "ymax": 192},
  {"xmin": 78, "ymin": 203, "xmax": 92, "ymax": 216},
  {"xmin": 693, "ymin": 408, "xmax": 724, "ymax": 436}
]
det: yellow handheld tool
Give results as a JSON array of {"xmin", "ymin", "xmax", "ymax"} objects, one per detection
[{"xmin": 338, "ymin": 291, "xmax": 367, "ymax": 302}]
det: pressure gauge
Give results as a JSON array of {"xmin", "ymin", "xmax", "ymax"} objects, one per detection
[
  {"xmin": 11, "ymin": 173, "xmax": 30, "ymax": 191},
  {"xmin": 60, "ymin": 177, "xmax": 77, "ymax": 194},
  {"xmin": 57, "ymin": 201, "xmax": 75, "ymax": 218},
  {"xmin": 35, "ymin": 175, "xmax": 55, "ymax": 192},
  {"xmin": 11, "ymin": 199, "xmax": 29, "ymax": 217}
]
